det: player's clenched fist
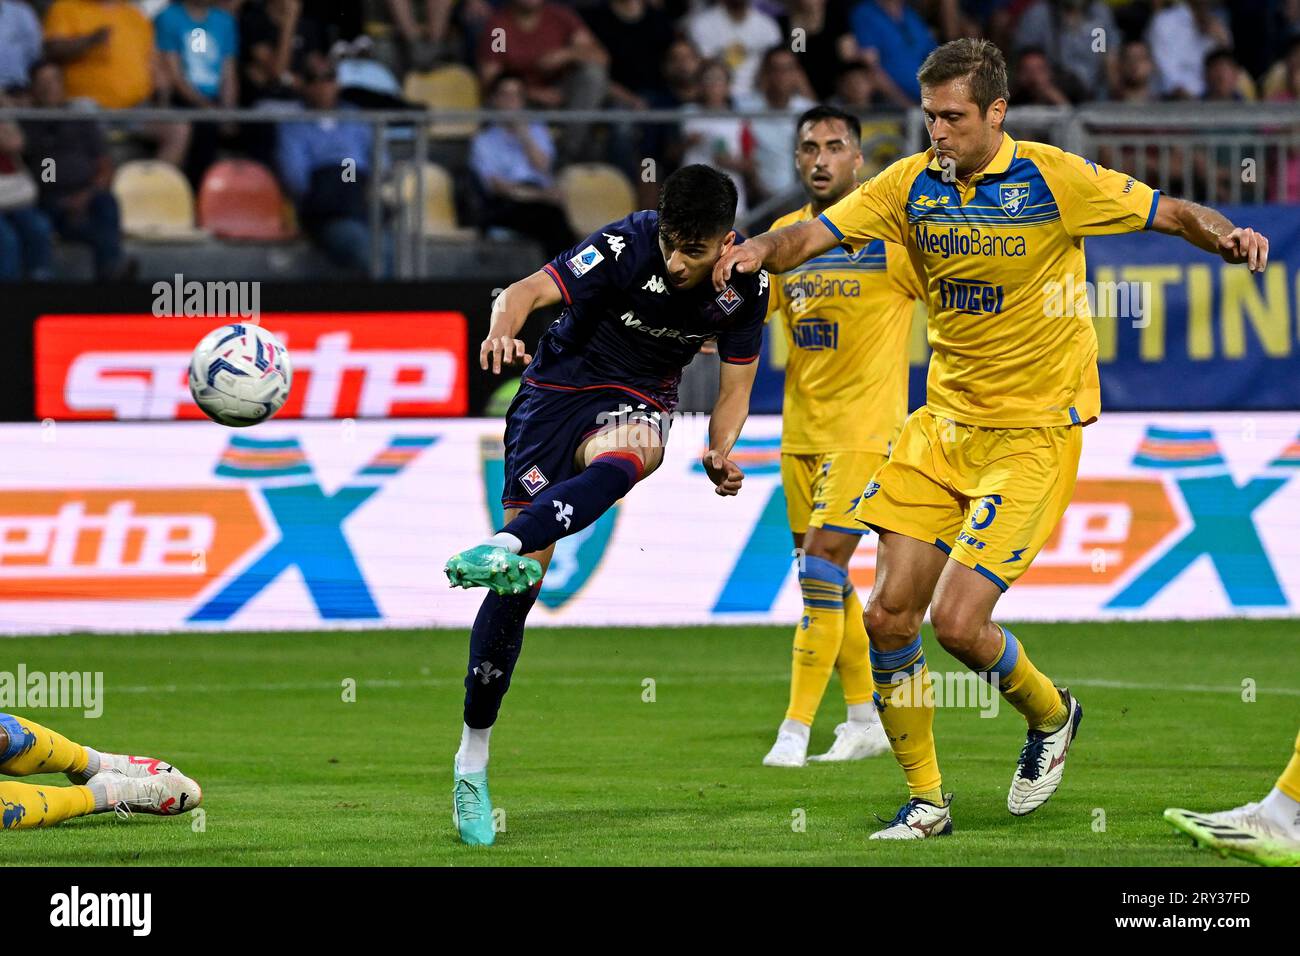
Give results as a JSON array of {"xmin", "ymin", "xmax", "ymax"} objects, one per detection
[
  {"xmin": 480, "ymin": 335, "xmax": 533, "ymax": 374},
  {"xmin": 702, "ymin": 450, "xmax": 744, "ymax": 496},
  {"xmin": 1217, "ymin": 227, "xmax": 1269, "ymax": 273}
]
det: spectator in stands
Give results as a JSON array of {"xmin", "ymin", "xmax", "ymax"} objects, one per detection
[
  {"xmin": 469, "ymin": 72, "xmax": 575, "ymax": 258},
  {"xmin": 776, "ymin": 0, "xmax": 853, "ymax": 102},
  {"xmin": 685, "ymin": 0, "xmax": 783, "ymax": 97},
  {"xmin": 1011, "ymin": 45, "xmax": 1085, "ymax": 105},
  {"xmin": 21, "ymin": 60, "xmax": 130, "ymax": 279},
  {"xmin": 0, "ymin": 94, "xmax": 54, "ymax": 281},
  {"xmin": 42, "ymin": 0, "xmax": 192, "ymax": 167},
  {"xmin": 239, "ymin": 0, "xmax": 328, "ymax": 106},
  {"xmin": 0, "ymin": 0, "xmax": 42, "ymax": 91},
  {"xmin": 1013, "ymin": 0, "xmax": 1117, "ymax": 100},
  {"xmin": 155, "ymin": 0, "xmax": 240, "ymax": 186},
  {"xmin": 583, "ymin": 0, "xmax": 676, "ymax": 109},
  {"xmin": 1115, "ymin": 37, "xmax": 1157, "ymax": 103},
  {"xmin": 475, "ymin": 0, "xmax": 609, "ymax": 160},
  {"xmin": 848, "ymin": 0, "xmax": 938, "ymax": 103},
  {"xmin": 680, "ymin": 59, "xmax": 752, "ymax": 216},
  {"xmin": 1146, "ymin": 0, "xmax": 1232, "ymax": 99},
  {"xmin": 1202, "ymin": 46, "xmax": 1249, "ymax": 101},
  {"xmin": 276, "ymin": 57, "xmax": 385, "ymax": 275},
  {"xmin": 475, "ymin": 0, "xmax": 608, "ymax": 110},
  {"xmin": 737, "ymin": 47, "xmax": 815, "ymax": 204},
  {"xmin": 1263, "ymin": 34, "xmax": 1300, "ymax": 101},
  {"xmin": 830, "ymin": 63, "xmax": 874, "ymax": 109},
  {"xmin": 638, "ymin": 37, "xmax": 701, "ymax": 206}
]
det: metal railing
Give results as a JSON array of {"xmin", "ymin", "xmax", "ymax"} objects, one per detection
[{"xmin": 2, "ymin": 102, "xmax": 1297, "ymax": 280}]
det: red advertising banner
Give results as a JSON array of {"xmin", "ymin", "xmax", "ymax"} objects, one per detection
[{"xmin": 35, "ymin": 312, "xmax": 468, "ymax": 420}]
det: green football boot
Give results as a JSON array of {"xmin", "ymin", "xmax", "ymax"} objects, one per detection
[
  {"xmin": 1164, "ymin": 804, "xmax": 1300, "ymax": 867},
  {"xmin": 453, "ymin": 764, "xmax": 496, "ymax": 846},
  {"xmin": 445, "ymin": 544, "xmax": 543, "ymax": 595}
]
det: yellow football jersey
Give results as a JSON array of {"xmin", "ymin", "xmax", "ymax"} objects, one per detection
[
  {"xmin": 819, "ymin": 134, "xmax": 1160, "ymax": 428},
  {"xmin": 768, "ymin": 204, "xmax": 923, "ymax": 454}
]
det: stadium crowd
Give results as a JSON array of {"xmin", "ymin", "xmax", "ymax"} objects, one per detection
[{"xmin": 0, "ymin": 0, "xmax": 1297, "ymax": 279}]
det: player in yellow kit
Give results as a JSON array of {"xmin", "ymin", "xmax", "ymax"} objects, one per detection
[
  {"xmin": 761, "ymin": 106, "xmax": 924, "ymax": 768},
  {"xmin": 0, "ymin": 712, "xmax": 202, "ymax": 828},
  {"xmin": 716, "ymin": 38, "xmax": 1269, "ymax": 839}
]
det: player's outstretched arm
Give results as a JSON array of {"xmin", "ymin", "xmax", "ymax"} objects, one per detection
[
  {"xmin": 480, "ymin": 270, "xmax": 562, "ymax": 373},
  {"xmin": 712, "ymin": 218, "xmax": 840, "ymax": 291},
  {"xmin": 1150, "ymin": 196, "xmax": 1269, "ymax": 273},
  {"xmin": 702, "ymin": 358, "xmax": 759, "ymax": 497}
]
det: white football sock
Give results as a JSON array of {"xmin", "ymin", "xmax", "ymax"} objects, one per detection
[
  {"xmin": 1258, "ymin": 786, "xmax": 1300, "ymax": 836},
  {"xmin": 846, "ymin": 702, "xmax": 878, "ymax": 725},
  {"xmin": 455, "ymin": 723, "xmax": 492, "ymax": 774},
  {"xmin": 482, "ymin": 532, "xmax": 522, "ymax": 554},
  {"xmin": 778, "ymin": 718, "xmax": 810, "ymax": 743}
]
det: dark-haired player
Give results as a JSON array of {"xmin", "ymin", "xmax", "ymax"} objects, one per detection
[{"xmin": 443, "ymin": 165, "xmax": 769, "ymax": 845}]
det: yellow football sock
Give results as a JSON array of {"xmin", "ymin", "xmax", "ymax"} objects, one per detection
[
  {"xmin": 837, "ymin": 583, "xmax": 874, "ymax": 706},
  {"xmin": 0, "ymin": 714, "xmax": 91, "ymax": 778},
  {"xmin": 785, "ymin": 558, "xmax": 848, "ymax": 725},
  {"xmin": 981, "ymin": 627, "xmax": 1067, "ymax": 732},
  {"xmin": 1277, "ymin": 729, "xmax": 1300, "ymax": 802},
  {"xmin": 871, "ymin": 636, "xmax": 942, "ymax": 802},
  {"xmin": 0, "ymin": 781, "xmax": 94, "ymax": 829}
]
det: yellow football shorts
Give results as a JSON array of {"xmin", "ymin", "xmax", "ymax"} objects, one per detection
[
  {"xmin": 782, "ymin": 450, "xmax": 889, "ymax": 536},
  {"xmin": 852, "ymin": 406, "xmax": 1082, "ymax": 589}
]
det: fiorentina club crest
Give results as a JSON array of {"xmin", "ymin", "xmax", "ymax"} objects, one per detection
[
  {"xmin": 716, "ymin": 286, "xmax": 744, "ymax": 315},
  {"xmin": 999, "ymin": 182, "xmax": 1030, "ymax": 218},
  {"xmin": 520, "ymin": 465, "xmax": 549, "ymax": 495}
]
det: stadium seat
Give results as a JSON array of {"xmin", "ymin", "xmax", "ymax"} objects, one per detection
[
  {"xmin": 403, "ymin": 64, "xmax": 480, "ymax": 138},
  {"xmin": 111, "ymin": 160, "xmax": 206, "ymax": 241},
  {"xmin": 197, "ymin": 159, "xmax": 296, "ymax": 241},
  {"xmin": 397, "ymin": 162, "xmax": 476, "ymax": 239},
  {"xmin": 557, "ymin": 164, "xmax": 636, "ymax": 237}
]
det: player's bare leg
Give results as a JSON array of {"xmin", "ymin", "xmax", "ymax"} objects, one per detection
[
  {"xmin": 863, "ymin": 532, "xmax": 953, "ymax": 839},
  {"xmin": 452, "ymin": 422, "xmax": 663, "ymax": 845},
  {"xmin": 765, "ymin": 527, "xmax": 888, "ymax": 766},
  {"xmin": 929, "ymin": 563, "xmax": 1081, "ymax": 816}
]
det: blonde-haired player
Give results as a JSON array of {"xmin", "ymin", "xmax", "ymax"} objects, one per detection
[
  {"xmin": 762, "ymin": 106, "xmax": 924, "ymax": 768},
  {"xmin": 717, "ymin": 38, "xmax": 1269, "ymax": 838}
]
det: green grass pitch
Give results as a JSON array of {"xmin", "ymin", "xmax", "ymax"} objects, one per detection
[{"xmin": 2, "ymin": 620, "xmax": 1295, "ymax": 866}]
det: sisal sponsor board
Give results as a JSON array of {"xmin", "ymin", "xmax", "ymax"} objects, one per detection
[
  {"xmin": 0, "ymin": 413, "xmax": 1296, "ymax": 634},
  {"xmin": 35, "ymin": 312, "xmax": 468, "ymax": 421}
]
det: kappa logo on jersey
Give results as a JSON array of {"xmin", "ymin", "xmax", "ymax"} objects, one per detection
[
  {"xmin": 603, "ymin": 232, "xmax": 626, "ymax": 260},
  {"xmin": 520, "ymin": 465, "xmax": 549, "ymax": 495},
  {"xmin": 758, "ymin": 269, "xmax": 769, "ymax": 293},
  {"xmin": 567, "ymin": 244, "xmax": 605, "ymax": 278},
  {"xmin": 716, "ymin": 286, "xmax": 744, "ymax": 315},
  {"xmin": 999, "ymin": 183, "xmax": 1030, "ymax": 218},
  {"xmin": 642, "ymin": 275, "xmax": 667, "ymax": 294}
]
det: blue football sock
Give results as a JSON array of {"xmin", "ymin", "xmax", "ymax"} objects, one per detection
[
  {"xmin": 502, "ymin": 453, "xmax": 642, "ymax": 555},
  {"xmin": 463, "ymin": 584, "xmax": 541, "ymax": 729}
]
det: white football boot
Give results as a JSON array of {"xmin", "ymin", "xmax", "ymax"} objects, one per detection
[
  {"xmin": 91, "ymin": 768, "xmax": 203, "ymax": 818},
  {"xmin": 869, "ymin": 794, "xmax": 953, "ymax": 840},
  {"xmin": 1007, "ymin": 688, "xmax": 1083, "ymax": 816},
  {"xmin": 1164, "ymin": 802, "xmax": 1300, "ymax": 867},
  {"xmin": 808, "ymin": 720, "xmax": 891, "ymax": 762},
  {"xmin": 761, "ymin": 731, "xmax": 808, "ymax": 767},
  {"xmin": 68, "ymin": 752, "xmax": 189, "ymax": 785}
]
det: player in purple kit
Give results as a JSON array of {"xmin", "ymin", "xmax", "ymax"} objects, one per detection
[{"xmin": 443, "ymin": 165, "xmax": 770, "ymax": 845}]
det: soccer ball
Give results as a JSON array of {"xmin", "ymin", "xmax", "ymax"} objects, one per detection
[{"xmin": 189, "ymin": 324, "xmax": 293, "ymax": 427}]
